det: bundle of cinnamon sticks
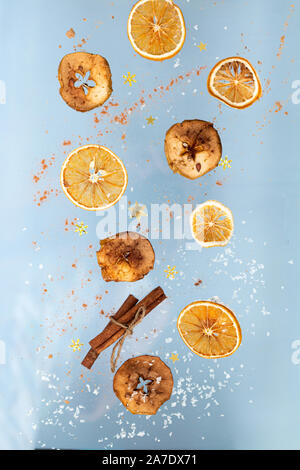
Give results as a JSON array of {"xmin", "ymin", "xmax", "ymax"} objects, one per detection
[{"xmin": 82, "ymin": 286, "xmax": 166, "ymax": 370}]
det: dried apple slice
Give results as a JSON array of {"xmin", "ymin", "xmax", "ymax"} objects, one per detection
[
  {"xmin": 58, "ymin": 52, "xmax": 112, "ymax": 112},
  {"xmin": 96, "ymin": 232, "xmax": 155, "ymax": 282},
  {"xmin": 113, "ymin": 355, "xmax": 173, "ymax": 415},
  {"xmin": 164, "ymin": 120, "xmax": 222, "ymax": 179}
]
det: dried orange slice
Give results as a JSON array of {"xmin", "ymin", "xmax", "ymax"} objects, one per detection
[
  {"xmin": 191, "ymin": 200, "xmax": 234, "ymax": 247},
  {"xmin": 127, "ymin": 0, "xmax": 186, "ymax": 61},
  {"xmin": 207, "ymin": 57, "xmax": 262, "ymax": 109},
  {"xmin": 60, "ymin": 145, "xmax": 127, "ymax": 211},
  {"xmin": 177, "ymin": 301, "xmax": 242, "ymax": 358}
]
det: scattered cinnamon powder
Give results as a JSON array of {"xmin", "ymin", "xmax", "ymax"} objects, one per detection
[
  {"xmin": 33, "ymin": 188, "xmax": 60, "ymax": 206},
  {"xmin": 274, "ymin": 101, "xmax": 283, "ymax": 112},
  {"xmin": 73, "ymin": 37, "xmax": 88, "ymax": 50},
  {"xmin": 261, "ymin": 4, "xmax": 295, "ymax": 102},
  {"xmin": 277, "ymin": 35, "xmax": 285, "ymax": 59},
  {"xmin": 64, "ymin": 217, "xmax": 79, "ymax": 232},
  {"xmin": 93, "ymin": 67, "xmax": 206, "ymax": 127},
  {"xmin": 66, "ymin": 28, "xmax": 75, "ymax": 38},
  {"xmin": 32, "ymin": 156, "xmax": 55, "ymax": 183}
]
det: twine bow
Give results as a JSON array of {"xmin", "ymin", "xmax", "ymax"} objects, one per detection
[{"xmin": 110, "ymin": 306, "xmax": 146, "ymax": 373}]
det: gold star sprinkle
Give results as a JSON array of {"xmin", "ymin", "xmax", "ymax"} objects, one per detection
[
  {"xmin": 219, "ymin": 156, "xmax": 232, "ymax": 170},
  {"xmin": 129, "ymin": 201, "xmax": 147, "ymax": 222},
  {"xmin": 146, "ymin": 116, "xmax": 156, "ymax": 125},
  {"xmin": 170, "ymin": 353, "xmax": 179, "ymax": 364},
  {"xmin": 123, "ymin": 72, "xmax": 136, "ymax": 86},
  {"xmin": 197, "ymin": 42, "xmax": 207, "ymax": 51},
  {"xmin": 69, "ymin": 339, "xmax": 83, "ymax": 352},
  {"xmin": 164, "ymin": 265, "xmax": 178, "ymax": 280},
  {"xmin": 75, "ymin": 221, "xmax": 88, "ymax": 236}
]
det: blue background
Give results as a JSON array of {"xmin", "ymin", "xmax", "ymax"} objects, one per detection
[{"xmin": 0, "ymin": 0, "xmax": 299, "ymax": 450}]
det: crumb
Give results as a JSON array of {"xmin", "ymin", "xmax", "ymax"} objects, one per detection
[{"xmin": 66, "ymin": 28, "xmax": 75, "ymax": 38}]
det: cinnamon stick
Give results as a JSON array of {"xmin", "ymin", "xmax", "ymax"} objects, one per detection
[
  {"xmin": 81, "ymin": 294, "xmax": 138, "ymax": 369},
  {"xmin": 81, "ymin": 347, "xmax": 99, "ymax": 370},
  {"xmin": 89, "ymin": 286, "xmax": 166, "ymax": 354}
]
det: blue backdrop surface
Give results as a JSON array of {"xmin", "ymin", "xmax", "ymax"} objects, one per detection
[{"xmin": 0, "ymin": 0, "xmax": 299, "ymax": 450}]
